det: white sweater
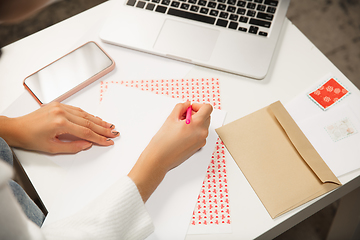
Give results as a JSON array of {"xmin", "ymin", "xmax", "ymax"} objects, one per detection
[{"xmin": 0, "ymin": 161, "xmax": 154, "ymax": 240}]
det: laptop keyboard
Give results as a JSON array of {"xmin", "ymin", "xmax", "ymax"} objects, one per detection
[{"xmin": 126, "ymin": 0, "xmax": 278, "ymax": 37}]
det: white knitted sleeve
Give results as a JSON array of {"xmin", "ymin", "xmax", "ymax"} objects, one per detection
[{"xmin": 41, "ymin": 176, "xmax": 154, "ymax": 240}]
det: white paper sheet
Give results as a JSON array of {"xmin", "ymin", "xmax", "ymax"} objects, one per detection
[
  {"xmin": 43, "ymin": 85, "xmax": 226, "ymax": 240},
  {"xmin": 285, "ymin": 74, "xmax": 360, "ymax": 178}
]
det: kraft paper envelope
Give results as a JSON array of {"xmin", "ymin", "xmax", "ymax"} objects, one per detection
[{"xmin": 216, "ymin": 101, "xmax": 342, "ymax": 218}]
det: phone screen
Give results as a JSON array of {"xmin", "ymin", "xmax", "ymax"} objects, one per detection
[{"xmin": 24, "ymin": 42, "xmax": 113, "ymax": 104}]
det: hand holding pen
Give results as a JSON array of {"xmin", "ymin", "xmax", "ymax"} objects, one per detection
[{"xmin": 128, "ymin": 101, "xmax": 213, "ymax": 202}]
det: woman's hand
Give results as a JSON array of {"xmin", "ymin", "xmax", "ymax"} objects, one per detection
[
  {"xmin": 128, "ymin": 101, "xmax": 213, "ymax": 202},
  {"xmin": 141, "ymin": 102, "xmax": 213, "ymax": 172},
  {"xmin": 0, "ymin": 102, "xmax": 119, "ymax": 154}
]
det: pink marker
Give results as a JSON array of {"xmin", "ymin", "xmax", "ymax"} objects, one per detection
[{"xmin": 186, "ymin": 105, "xmax": 192, "ymax": 124}]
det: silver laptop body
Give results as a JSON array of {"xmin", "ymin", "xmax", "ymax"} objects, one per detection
[{"xmin": 100, "ymin": 0, "xmax": 290, "ymax": 79}]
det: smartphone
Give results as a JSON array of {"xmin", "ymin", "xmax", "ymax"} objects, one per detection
[{"xmin": 23, "ymin": 41, "xmax": 115, "ymax": 105}]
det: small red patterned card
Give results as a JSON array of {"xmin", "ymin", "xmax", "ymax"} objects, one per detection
[{"xmin": 308, "ymin": 78, "xmax": 350, "ymax": 110}]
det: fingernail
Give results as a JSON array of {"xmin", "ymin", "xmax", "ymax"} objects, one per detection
[
  {"xmin": 111, "ymin": 131, "xmax": 119, "ymax": 136},
  {"xmin": 110, "ymin": 124, "xmax": 115, "ymax": 129}
]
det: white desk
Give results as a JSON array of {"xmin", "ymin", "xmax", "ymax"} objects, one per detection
[{"xmin": 1, "ymin": 1, "xmax": 359, "ymax": 239}]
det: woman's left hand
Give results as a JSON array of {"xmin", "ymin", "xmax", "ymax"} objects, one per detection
[{"xmin": 1, "ymin": 102, "xmax": 119, "ymax": 154}]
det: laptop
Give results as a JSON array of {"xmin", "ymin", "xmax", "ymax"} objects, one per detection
[{"xmin": 99, "ymin": 0, "xmax": 290, "ymax": 79}]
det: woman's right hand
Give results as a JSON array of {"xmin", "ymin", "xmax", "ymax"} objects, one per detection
[{"xmin": 128, "ymin": 101, "xmax": 213, "ymax": 202}]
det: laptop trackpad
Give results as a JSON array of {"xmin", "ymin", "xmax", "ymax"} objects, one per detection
[{"xmin": 154, "ymin": 19, "xmax": 219, "ymax": 62}]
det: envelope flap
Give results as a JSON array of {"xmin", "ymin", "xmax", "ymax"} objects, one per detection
[{"xmin": 269, "ymin": 101, "xmax": 341, "ymax": 185}]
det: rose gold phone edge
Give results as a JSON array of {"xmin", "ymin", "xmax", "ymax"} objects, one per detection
[{"xmin": 23, "ymin": 41, "xmax": 115, "ymax": 105}]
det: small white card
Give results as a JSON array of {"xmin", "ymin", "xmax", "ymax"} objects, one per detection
[{"xmin": 296, "ymin": 104, "xmax": 360, "ymax": 177}]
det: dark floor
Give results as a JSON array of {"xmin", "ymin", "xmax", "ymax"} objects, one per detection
[{"xmin": 1, "ymin": 0, "xmax": 359, "ymax": 239}]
